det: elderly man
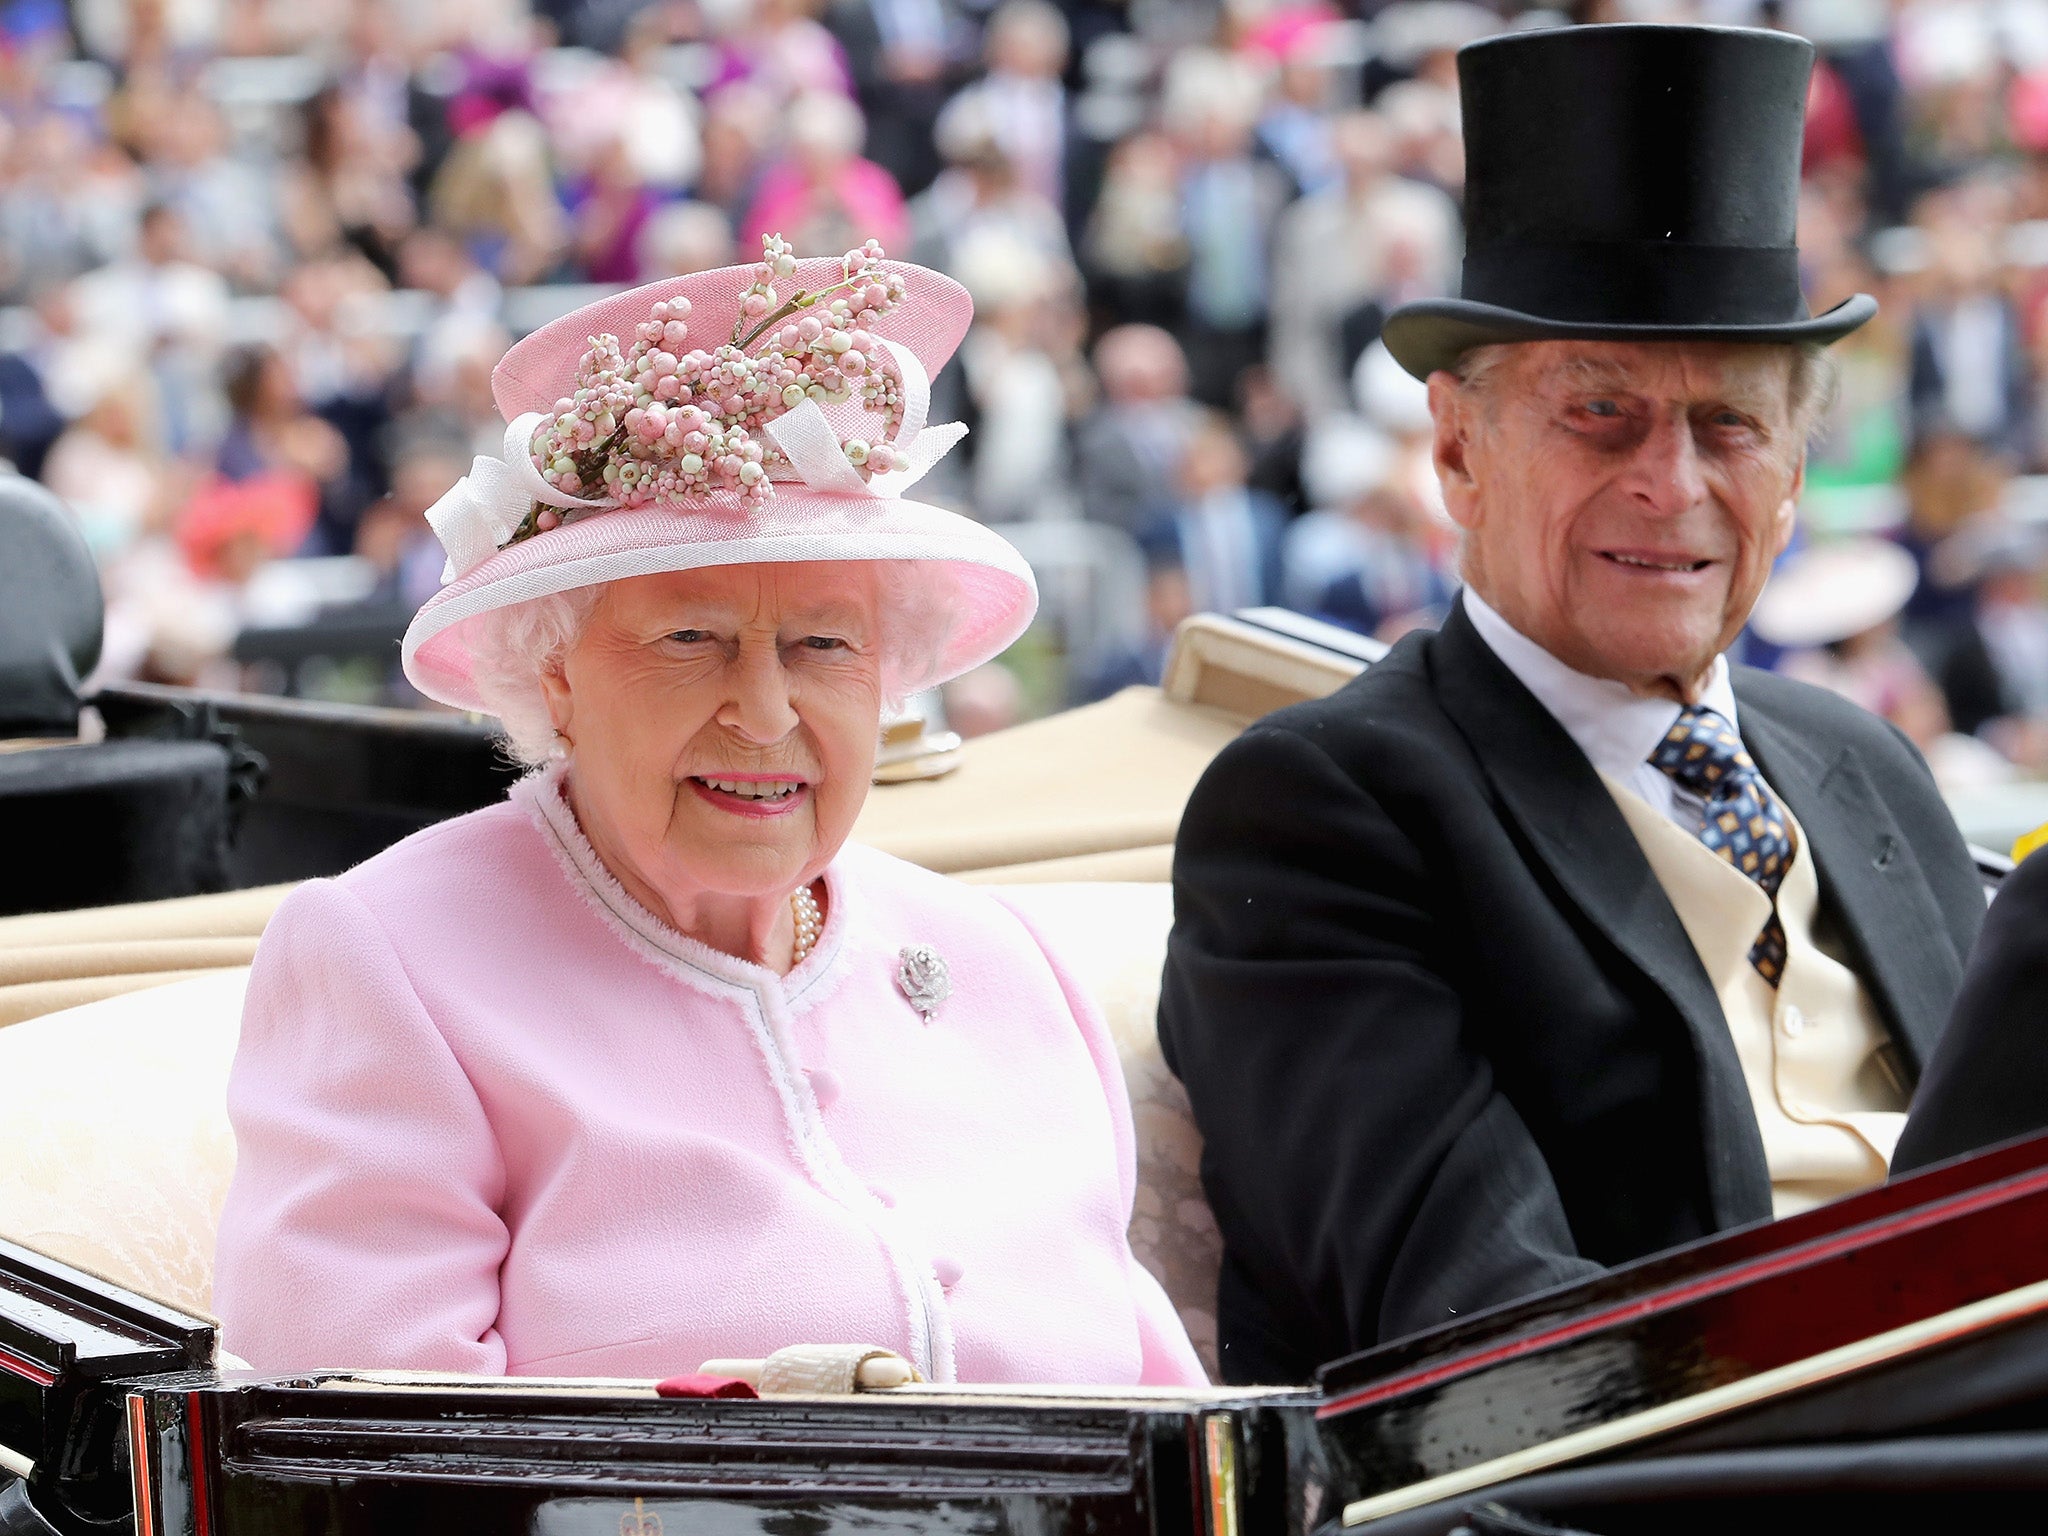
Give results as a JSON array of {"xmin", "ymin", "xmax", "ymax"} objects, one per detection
[{"xmin": 1159, "ymin": 24, "xmax": 1986, "ymax": 1385}]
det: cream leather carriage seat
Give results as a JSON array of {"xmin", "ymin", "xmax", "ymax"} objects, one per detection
[{"xmin": 0, "ymin": 882, "xmax": 1224, "ymax": 1380}]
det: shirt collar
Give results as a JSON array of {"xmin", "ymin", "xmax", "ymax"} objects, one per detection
[{"xmin": 1460, "ymin": 588, "xmax": 1741, "ymax": 783}]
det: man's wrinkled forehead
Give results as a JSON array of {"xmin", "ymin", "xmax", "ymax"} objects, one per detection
[{"xmin": 1511, "ymin": 340, "xmax": 1796, "ymax": 413}]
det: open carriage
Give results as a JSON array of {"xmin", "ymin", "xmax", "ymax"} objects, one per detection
[{"xmin": 6, "ymin": 505, "xmax": 2048, "ymax": 1534}]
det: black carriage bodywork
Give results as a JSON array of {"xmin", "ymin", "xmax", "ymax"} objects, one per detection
[
  {"xmin": 0, "ymin": 1239, "xmax": 210, "ymax": 1536},
  {"xmin": 128, "ymin": 1377, "xmax": 1335, "ymax": 1536},
  {"xmin": 19, "ymin": 1138, "xmax": 2048, "ymax": 1535},
  {"xmin": 89, "ymin": 683, "xmax": 517, "ymax": 891}
]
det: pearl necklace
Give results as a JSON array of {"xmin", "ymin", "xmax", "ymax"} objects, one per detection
[{"xmin": 790, "ymin": 883, "xmax": 822, "ymax": 967}]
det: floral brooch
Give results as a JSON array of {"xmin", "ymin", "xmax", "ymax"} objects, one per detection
[{"xmin": 896, "ymin": 945, "xmax": 951, "ymax": 1023}]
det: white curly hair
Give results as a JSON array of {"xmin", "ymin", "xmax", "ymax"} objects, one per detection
[{"xmin": 466, "ymin": 562, "xmax": 962, "ymax": 768}]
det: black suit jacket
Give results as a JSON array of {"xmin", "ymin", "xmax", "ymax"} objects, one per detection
[
  {"xmin": 1158, "ymin": 601, "xmax": 1985, "ymax": 1384},
  {"xmin": 1893, "ymin": 849, "xmax": 2048, "ymax": 1173}
]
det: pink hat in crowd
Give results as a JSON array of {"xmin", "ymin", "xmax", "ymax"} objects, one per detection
[{"xmin": 401, "ymin": 236, "xmax": 1038, "ymax": 713}]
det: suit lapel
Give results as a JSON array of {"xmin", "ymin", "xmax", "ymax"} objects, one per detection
[
  {"xmin": 1431, "ymin": 604, "xmax": 1774, "ymax": 1227},
  {"xmin": 1734, "ymin": 684, "xmax": 1956, "ymax": 1076}
]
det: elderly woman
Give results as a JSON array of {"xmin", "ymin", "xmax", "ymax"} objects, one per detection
[{"xmin": 213, "ymin": 239, "xmax": 1204, "ymax": 1387}]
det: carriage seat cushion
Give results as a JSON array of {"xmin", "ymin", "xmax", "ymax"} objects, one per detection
[{"xmin": 0, "ymin": 882, "xmax": 1222, "ymax": 1378}]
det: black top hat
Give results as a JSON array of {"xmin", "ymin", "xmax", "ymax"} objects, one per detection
[{"xmin": 1381, "ymin": 24, "xmax": 1875, "ymax": 380}]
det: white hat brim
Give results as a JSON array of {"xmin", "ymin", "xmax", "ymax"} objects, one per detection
[{"xmin": 401, "ymin": 496, "xmax": 1037, "ymax": 714}]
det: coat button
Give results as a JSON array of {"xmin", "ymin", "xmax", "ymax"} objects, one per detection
[
  {"xmin": 1782, "ymin": 1006, "xmax": 1806, "ymax": 1039},
  {"xmin": 933, "ymin": 1256, "xmax": 964, "ymax": 1289},
  {"xmin": 806, "ymin": 1067, "xmax": 841, "ymax": 1110}
]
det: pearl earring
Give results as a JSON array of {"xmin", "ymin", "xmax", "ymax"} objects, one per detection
[{"xmin": 548, "ymin": 732, "xmax": 571, "ymax": 762}]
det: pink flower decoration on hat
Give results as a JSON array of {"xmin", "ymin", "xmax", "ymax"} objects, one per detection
[
  {"xmin": 504, "ymin": 235, "xmax": 913, "ymax": 552},
  {"xmin": 401, "ymin": 239, "xmax": 1034, "ymax": 716}
]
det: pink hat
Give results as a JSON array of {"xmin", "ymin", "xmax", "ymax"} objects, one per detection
[{"xmin": 401, "ymin": 238, "xmax": 1037, "ymax": 713}]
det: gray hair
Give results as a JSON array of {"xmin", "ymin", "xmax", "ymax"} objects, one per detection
[
  {"xmin": 1450, "ymin": 339, "xmax": 1840, "ymax": 438},
  {"xmin": 466, "ymin": 562, "xmax": 962, "ymax": 768}
]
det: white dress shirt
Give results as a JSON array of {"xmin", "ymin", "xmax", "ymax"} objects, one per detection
[{"xmin": 1461, "ymin": 589, "xmax": 1748, "ymax": 834}]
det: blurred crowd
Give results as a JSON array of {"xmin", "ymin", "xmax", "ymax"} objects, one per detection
[{"xmin": 5, "ymin": 0, "xmax": 2048, "ymax": 776}]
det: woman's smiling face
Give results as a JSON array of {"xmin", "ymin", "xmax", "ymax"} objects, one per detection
[{"xmin": 541, "ymin": 562, "xmax": 884, "ymax": 915}]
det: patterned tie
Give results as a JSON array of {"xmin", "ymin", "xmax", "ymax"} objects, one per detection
[{"xmin": 1648, "ymin": 705, "xmax": 1796, "ymax": 986}]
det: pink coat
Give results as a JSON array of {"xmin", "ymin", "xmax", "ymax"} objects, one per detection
[{"xmin": 214, "ymin": 769, "xmax": 1205, "ymax": 1386}]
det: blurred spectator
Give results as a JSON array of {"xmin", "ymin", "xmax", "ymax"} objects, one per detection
[
  {"xmin": 637, "ymin": 199, "xmax": 741, "ymax": 279},
  {"xmin": 1908, "ymin": 182, "xmax": 2034, "ymax": 462},
  {"xmin": 710, "ymin": 0, "xmax": 853, "ymax": 109},
  {"xmin": 397, "ymin": 226, "xmax": 504, "ymax": 369},
  {"xmin": 1284, "ymin": 413, "xmax": 1391, "ymax": 610},
  {"xmin": 952, "ymin": 231, "xmax": 1077, "ymax": 520},
  {"xmin": 827, "ymin": 0, "xmax": 966, "ymax": 198},
  {"xmin": 177, "ymin": 475, "xmax": 320, "ymax": 599},
  {"xmin": 72, "ymin": 0, "xmax": 219, "ymax": 70},
  {"xmin": 70, "ymin": 203, "xmax": 232, "ymax": 453},
  {"xmin": 281, "ymin": 83, "xmax": 420, "ymax": 280},
  {"xmin": 1353, "ymin": 339, "xmax": 1444, "ymax": 510},
  {"xmin": 1802, "ymin": 248, "xmax": 1912, "ymax": 491},
  {"xmin": 944, "ymin": 660, "xmax": 1026, "ymax": 736},
  {"xmin": 696, "ymin": 83, "xmax": 777, "ymax": 224},
  {"xmin": 565, "ymin": 136, "xmax": 668, "ymax": 283},
  {"xmin": 332, "ymin": 0, "xmax": 425, "ymax": 144},
  {"xmin": 1076, "ymin": 542, "xmax": 1195, "ymax": 703},
  {"xmin": 216, "ymin": 345, "xmax": 350, "ymax": 543},
  {"xmin": 1899, "ymin": 427, "xmax": 2011, "ymax": 633},
  {"xmin": 1080, "ymin": 128, "xmax": 1187, "ymax": 329},
  {"xmin": 1927, "ymin": 522, "xmax": 2048, "ymax": 762},
  {"xmin": 1754, "ymin": 539, "xmax": 1952, "ymax": 752},
  {"xmin": 147, "ymin": 89, "xmax": 283, "ymax": 292},
  {"xmin": 279, "ymin": 258, "xmax": 402, "ymax": 546},
  {"xmin": 935, "ymin": 0, "xmax": 1070, "ymax": 215},
  {"xmin": 41, "ymin": 369, "xmax": 176, "ymax": 562},
  {"xmin": 1254, "ymin": 27, "xmax": 1346, "ymax": 199},
  {"xmin": 0, "ymin": 113, "xmax": 141, "ymax": 304},
  {"xmin": 1164, "ymin": 49, "xmax": 1289, "ymax": 405},
  {"xmin": 1372, "ymin": 0, "xmax": 1494, "ymax": 97},
  {"xmin": 402, "ymin": 319, "xmax": 512, "ymax": 459},
  {"xmin": 1375, "ymin": 76, "xmax": 1464, "ymax": 195},
  {"xmin": 98, "ymin": 471, "xmax": 321, "ymax": 690},
  {"xmin": 545, "ymin": 11, "xmax": 702, "ymax": 193},
  {"xmin": 741, "ymin": 90, "xmax": 908, "ymax": 255},
  {"xmin": 1285, "ymin": 412, "xmax": 1455, "ymax": 640},
  {"xmin": 909, "ymin": 95, "xmax": 1070, "ymax": 274},
  {"xmin": 1237, "ymin": 363, "xmax": 1308, "ymax": 517},
  {"xmin": 1814, "ymin": 15, "xmax": 1912, "ymax": 226},
  {"xmin": 1269, "ymin": 109, "xmax": 1458, "ymax": 420},
  {"xmin": 1144, "ymin": 410, "xmax": 1286, "ymax": 615},
  {"xmin": 1313, "ymin": 491, "xmax": 1457, "ymax": 641},
  {"xmin": 1075, "ymin": 322, "xmax": 1198, "ymax": 535},
  {"xmin": 427, "ymin": 82, "xmax": 565, "ymax": 283},
  {"xmin": 355, "ymin": 432, "xmax": 467, "ymax": 610},
  {"xmin": 0, "ymin": 287, "xmax": 71, "ymax": 480}
]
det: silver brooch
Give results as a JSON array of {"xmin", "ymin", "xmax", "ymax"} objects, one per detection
[{"xmin": 896, "ymin": 945, "xmax": 950, "ymax": 1022}]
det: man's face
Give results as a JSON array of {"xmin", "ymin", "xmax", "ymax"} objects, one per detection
[{"xmin": 1430, "ymin": 340, "xmax": 1807, "ymax": 700}]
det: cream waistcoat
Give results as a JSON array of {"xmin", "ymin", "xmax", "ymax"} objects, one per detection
[{"xmin": 1601, "ymin": 774, "xmax": 1907, "ymax": 1217}]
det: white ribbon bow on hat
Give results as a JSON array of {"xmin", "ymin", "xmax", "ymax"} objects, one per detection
[
  {"xmin": 761, "ymin": 337, "xmax": 967, "ymax": 501},
  {"xmin": 424, "ymin": 338, "xmax": 967, "ymax": 583}
]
